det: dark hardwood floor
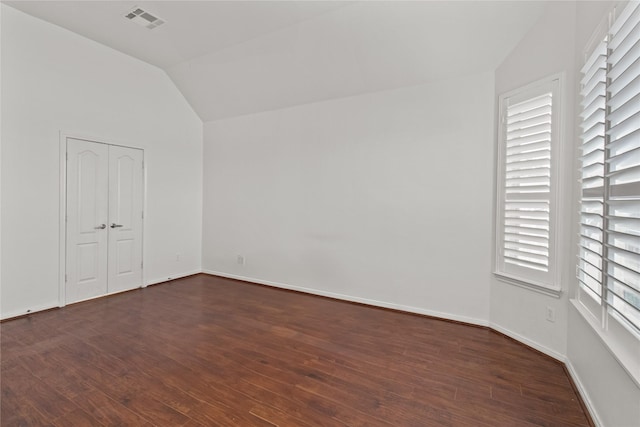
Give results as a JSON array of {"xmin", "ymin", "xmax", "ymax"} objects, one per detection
[{"xmin": 1, "ymin": 274, "xmax": 593, "ymax": 426}]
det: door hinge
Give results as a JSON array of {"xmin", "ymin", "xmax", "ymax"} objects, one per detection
[
  {"xmin": 141, "ymin": 261, "xmax": 143, "ymax": 269},
  {"xmin": 65, "ymin": 274, "xmax": 68, "ymax": 283},
  {"xmin": 66, "ymin": 152, "xmax": 69, "ymax": 161},
  {"xmin": 141, "ymin": 211, "xmax": 144, "ymax": 219}
]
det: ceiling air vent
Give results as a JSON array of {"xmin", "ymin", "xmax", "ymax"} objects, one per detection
[{"xmin": 124, "ymin": 6, "xmax": 165, "ymax": 30}]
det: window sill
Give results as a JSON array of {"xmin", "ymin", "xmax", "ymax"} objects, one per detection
[
  {"xmin": 494, "ymin": 272, "xmax": 562, "ymax": 298},
  {"xmin": 570, "ymin": 299, "xmax": 640, "ymax": 388}
]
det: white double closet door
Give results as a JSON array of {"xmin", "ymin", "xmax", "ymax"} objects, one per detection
[{"xmin": 66, "ymin": 138, "xmax": 144, "ymax": 304}]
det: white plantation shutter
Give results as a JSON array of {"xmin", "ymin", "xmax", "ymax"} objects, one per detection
[
  {"xmin": 496, "ymin": 78, "xmax": 560, "ymax": 290},
  {"xmin": 578, "ymin": 39, "xmax": 607, "ymax": 303},
  {"xmin": 578, "ymin": 0, "xmax": 640, "ymax": 335},
  {"xmin": 605, "ymin": 0, "xmax": 640, "ymax": 333},
  {"xmin": 504, "ymin": 94, "xmax": 552, "ymax": 270}
]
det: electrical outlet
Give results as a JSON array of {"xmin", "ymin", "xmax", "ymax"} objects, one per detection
[
  {"xmin": 546, "ymin": 306, "xmax": 556, "ymax": 323},
  {"xmin": 237, "ymin": 255, "xmax": 245, "ymax": 265}
]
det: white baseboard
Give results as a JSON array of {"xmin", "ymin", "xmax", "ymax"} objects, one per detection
[
  {"xmin": 202, "ymin": 269, "xmax": 489, "ymax": 327},
  {"xmin": 0, "ymin": 270, "xmax": 203, "ymax": 321},
  {"xmin": 145, "ymin": 269, "xmax": 202, "ymax": 287},
  {"xmin": 0, "ymin": 301, "xmax": 59, "ymax": 321},
  {"xmin": 489, "ymin": 322, "xmax": 565, "ymax": 362},
  {"xmin": 565, "ymin": 360, "xmax": 603, "ymax": 427}
]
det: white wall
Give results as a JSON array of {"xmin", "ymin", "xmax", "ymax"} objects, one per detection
[
  {"xmin": 203, "ymin": 71, "xmax": 495, "ymax": 324},
  {"xmin": 0, "ymin": 5, "xmax": 203, "ymax": 318},
  {"xmin": 491, "ymin": 0, "xmax": 577, "ymax": 360}
]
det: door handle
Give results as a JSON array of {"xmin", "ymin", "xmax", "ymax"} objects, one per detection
[
  {"xmin": 95, "ymin": 224, "xmax": 107, "ymax": 229},
  {"xmin": 110, "ymin": 223, "xmax": 123, "ymax": 228}
]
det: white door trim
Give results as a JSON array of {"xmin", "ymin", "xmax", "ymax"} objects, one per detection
[{"xmin": 58, "ymin": 131, "xmax": 146, "ymax": 308}]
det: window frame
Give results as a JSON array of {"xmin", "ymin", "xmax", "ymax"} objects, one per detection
[{"xmin": 495, "ymin": 74, "xmax": 564, "ymax": 296}]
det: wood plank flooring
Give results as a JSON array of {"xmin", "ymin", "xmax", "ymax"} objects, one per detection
[{"xmin": 1, "ymin": 274, "xmax": 593, "ymax": 426}]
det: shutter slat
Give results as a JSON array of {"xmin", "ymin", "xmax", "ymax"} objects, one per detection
[
  {"xmin": 581, "ymin": 162, "xmax": 605, "ymax": 179},
  {"xmin": 607, "ymin": 146, "xmax": 640, "ymax": 172},
  {"xmin": 505, "ymin": 226, "xmax": 548, "ymax": 238},
  {"xmin": 609, "ymin": 38, "xmax": 640, "ymax": 81},
  {"xmin": 578, "ymin": 272, "xmax": 603, "ymax": 297},
  {"xmin": 582, "ymin": 225, "xmax": 603, "ymax": 241},
  {"xmin": 582, "ymin": 81, "xmax": 607, "ymax": 107},
  {"xmin": 581, "ymin": 107, "xmax": 606, "ymax": 131},
  {"xmin": 505, "ymin": 201, "xmax": 549, "ymax": 210},
  {"xmin": 607, "ymin": 236, "xmax": 640, "ymax": 256},
  {"xmin": 582, "ymin": 135, "xmax": 605, "ymax": 156},
  {"xmin": 505, "ymin": 209, "xmax": 549, "ymax": 220},
  {"xmin": 506, "ymin": 185, "xmax": 550, "ymax": 195},
  {"xmin": 581, "ymin": 200, "xmax": 604, "ymax": 214},
  {"xmin": 609, "ymin": 165, "xmax": 640, "ymax": 189},
  {"xmin": 506, "ymin": 158, "xmax": 550, "ymax": 172},
  {"xmin": 581, "ymin": 179, "xmax": 604, "ymax": 194},
  {"xmin": 505, "ymin": 233, "xmax": 549, "ymax": 247},
  {"xmin": 583, "ymin": 122, "xmax": 607, "ymax": 142},
  {"xmin": 607, "ymin": 109, "xmax": 640, "ymax": 140},
  {"xmin": 581, "ymin": 39, "xmax": 608, "ymax": 75},
  {"xmin": 609, "ymin": 248, "xmax": 640, "ymax": 274},
  {"xmin": 580, "ymin": 246, "xmax": 603, "ymax": 269},
  {"xmin": 505, "ymin": 217, "xmax": 549, "ymax": 229},
  {"xmin": 504, "ymin": 253, "xmax": 548, "ymax": 269},
  {"xmin": 507, "ymin": 110, "xmax": 551, "ymax": 131},
  {"xmin": 608, "ymin": 291, "xmax": 640, "ymax": 320},
  {"xmin": 609, "ymin": 73, "xmax": 640, "ymax": 110},
  {"xmin": 506, "ymin": 168, "xmax": 551, "ymax": 180},
  {"xmin": 581, "ymin": 213, "xmax": 604, "ymax": 228},
  {"xmin": 610, "ymin": 1, "xmax": 640, "ymax": 46},
  {"xmin": 608, "ymin": 200, "xmax": 640, "ymax": 219},
  {"xmin": 506, "ymin": 150, "xmax": 550, "ymax": 164},
  {"xmin": 608, "ymin": 56, "xmax": 640, "ymax": 97},
  {"xmin": 608, "ymin": 216, "xmax": 640, "ymax": 237},
  {"xmin": 507, "ymin": 123, "xmax": 552, "ymax": 139},
  {"xmin": 506, "ymin": 132, "xmax": 551, "ymax": 148},
  {"xmin": 507, "ymin": 94, "xmax": 552, "ymax": 116},
  {"xmin": 580, "ymin": 236, "xmax": 603, "ymax": 255},
  {"xmin": 583, "ymin": 67, "xmax": 608, "ymax": 95},
  {"xmin": 609, "ymin": 12, "xmax": 640, "ymax": 63},
  {"xmin": 608, "ymin": 91, "xmax": 640, "ymax": 125},
  {"xmin": 607, "ymin": 261, "xmax": 640, "ymax": 291},
  {"xmin": 507, "ymin": 104, "xmax": 552, "ymax": 123},
  {"xmin": 607, "ymin": 127, "xmax": 640, "ymax": 156},
  {"xmin": 580, "ymin": 95, "xmax": 606, "ymax": 119},
  {"xmin": 581, "ymin": 149, "xmax": 604, "ymax": 168},
  {"xmin": 507, "ymin": 140, "xmax": 551, "ymax": 156},
  {"xmin": 504, "ymin": 241, "xmax": 549, "ymax": 255},
  {"xmin": 610, "ymin": 182, "xmax": 640, "ymax": 198},
  {"xmin": 609, "ymin": 279, "xmax": 640, "ymax": 305},
  {"xmin": 607, "ymin": 238, "xmax": 640, "ymax": 258}
]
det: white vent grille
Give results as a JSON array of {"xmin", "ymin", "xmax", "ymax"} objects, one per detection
[{"xmin": 125, "ymin": 6, "xmax": 165, "ymax": 30}]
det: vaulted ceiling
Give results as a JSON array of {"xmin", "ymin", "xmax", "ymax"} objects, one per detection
[{"xmin": 4, "ymin": 1, "xmax": 546, "ymax": 122}]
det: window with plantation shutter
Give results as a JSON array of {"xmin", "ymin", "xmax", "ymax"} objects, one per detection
[
  {"xmin": 496, "ymin": 77, "xmax": 561, "ymax": 292},
  {"xmin": 578, "ymin": 38, "xmax": 607, "ymax": 305},
  {"xmin": 578, "ymin": 0, "xmax": 640, "ymax": 340}
]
